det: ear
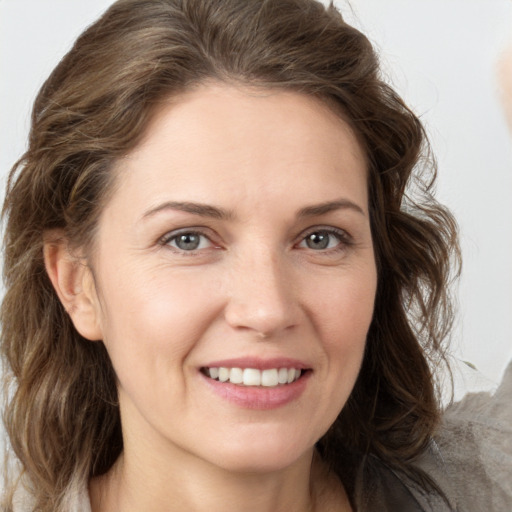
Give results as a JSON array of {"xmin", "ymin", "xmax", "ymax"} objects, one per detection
[{"xmin": 43, "ymin": 230, "xmax": 103, "ymax": 341}]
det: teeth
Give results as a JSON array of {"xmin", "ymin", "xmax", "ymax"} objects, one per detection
[
  {"xmin": 278, "ymin": 368, "xmax": 288, "ymax": 384},
  {"xmin": 261, "ymin": 369, "xmax": 278, "ymax": 387},
  {"xmin": 218, "ymin": 367, "xmax": 230, "ymax": 382},
  {"xmin": 229, "ymin": 367, "xmax": 243, "ymax": 384},
  {"xmin": 243, "ymin": 368, "xmax": 261, "ymax": 386},
  {"xmin": 205, "ymin": 367, "xmax": 303, "ymax": 387}
]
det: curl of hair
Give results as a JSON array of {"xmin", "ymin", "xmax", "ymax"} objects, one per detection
[{"xmin": 1, "ymin": 0, "xmax": 460, "ymax": 509}]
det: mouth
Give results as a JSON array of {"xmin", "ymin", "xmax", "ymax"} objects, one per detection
[{"xmin": 200, "ymin": 367, "xmax": 307, "ymax": 388}]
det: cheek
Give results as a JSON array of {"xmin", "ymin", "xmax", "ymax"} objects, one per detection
[
  {"xmin": 308, "ymin": 266, "xmax": 376, "ymax": 389},
  {"xmin": 96, "ymin": 265, "xmax": 220, "ymax": 377},
  {"xmin": 303, "ymin": 275, "xmax": 375, "ymax": 438},
  {"xmin": 311, "ymin": 268, "xmax": 376, "ymax": 338}
]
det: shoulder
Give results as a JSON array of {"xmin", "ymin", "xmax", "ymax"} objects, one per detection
[
  {"xmin": 353, "ymin": 362, "xmax": 512, "ymax": 512},
  {"xmin": 428, "ymin": 361, "xmax": 512, "ymax": 511},
  {"xmin": 354, "ymin": 449, "xmax": 455, "ymax": 512}
]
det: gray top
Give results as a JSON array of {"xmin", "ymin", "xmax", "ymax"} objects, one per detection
[{"xmin": 355, "ymin": 361, "xmax": 512, "ymax": 511}]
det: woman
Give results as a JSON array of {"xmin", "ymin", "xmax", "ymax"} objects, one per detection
[{"xmin": 1, "ymin": 1, "xmax": 510, "ymax": 511}]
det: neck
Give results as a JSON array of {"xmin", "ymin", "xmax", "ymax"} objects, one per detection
[
  {"xmin": 91, "ymin": 453, "xmax": 311, "ymax": 512},
  {"xmin": 89, "ymin": 446, "xmax": 351, "ymax": 512}
]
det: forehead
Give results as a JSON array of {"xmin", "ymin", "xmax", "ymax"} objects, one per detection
[
  {"xmin": 108, "ymin": 83, "xmax": 368, "ymax": 219},
  {"xmin": 137, "ymin": 83, "xmax": 366, "ymax": 164}
]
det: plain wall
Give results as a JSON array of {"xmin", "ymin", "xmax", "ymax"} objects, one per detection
[
  {"xmin": 1, "ymin": 0, "xmax": 511, "ymax": 398},
  {"xmin": 343, "ymin": 0, "xmax": 512, "ymax": 394}
]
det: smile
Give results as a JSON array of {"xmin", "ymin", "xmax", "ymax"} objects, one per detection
[{"xmin": 202, "ymin": 367, "xmax": 303, "ymax": 387}]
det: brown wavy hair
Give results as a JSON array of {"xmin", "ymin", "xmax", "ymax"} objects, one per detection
[{"xmin": 1, "ymin": 0, "xmax": 460, "ymax": 509}]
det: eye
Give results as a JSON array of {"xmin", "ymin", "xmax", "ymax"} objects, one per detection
[
  {"xmin": 162, "ymin": 231, "xmax": 213, "ymax": 252},
  {"xmin": 297, "ymin": 228, "xmax": 349, "ymax": 251}
]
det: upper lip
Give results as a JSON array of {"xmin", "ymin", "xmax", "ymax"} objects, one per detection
[{"xmin": 201, "ymin": 357, "xmax": 310, "ymax": 370}]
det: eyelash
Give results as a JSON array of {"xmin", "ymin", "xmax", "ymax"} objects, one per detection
[
  {"xmin": 296, "ymin": 227, "xmax": 353, "ymax": 253},
  {"xmin": 158, "ymin": 226, "xmax": 353, "ymax": 255},
  {"xmin": 158, "ymin": 229, "xmax": 217, "ymax": 254}
]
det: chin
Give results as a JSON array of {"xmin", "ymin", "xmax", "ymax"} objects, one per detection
[
  {"xmin": 213, "ymin": 452, "xmax": 309, "ymax": 474},
  {"xmin": 202, "ymin": 429, "xmax": 318, "ymax": 474}
]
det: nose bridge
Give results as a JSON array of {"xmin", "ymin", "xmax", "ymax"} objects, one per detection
[{"xmin": 224, "ymin": 242, "xmax": 297, "ymax": 336}]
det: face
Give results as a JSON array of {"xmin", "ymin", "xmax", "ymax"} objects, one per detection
[{"xmin": 87, "ymin": 84, "xmax": 377, "ymax": 474}]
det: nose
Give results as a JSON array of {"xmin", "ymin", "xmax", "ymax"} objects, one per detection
[{"xmin": 224, "ymin": 249, "xmax": 300, "ymax": 338}]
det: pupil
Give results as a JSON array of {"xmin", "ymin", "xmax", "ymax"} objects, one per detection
[
  {"xmin": 177, "ymin": 233, "xmax": 200, "ymax": 250},
  {"xmin": 307, "ymin": 232, "xmax": 329, "ymax": 250}
]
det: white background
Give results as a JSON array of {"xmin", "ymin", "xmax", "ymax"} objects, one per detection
[{"xmin": 1, "ymin": 0, "xmax": 511, "ymax": 395}]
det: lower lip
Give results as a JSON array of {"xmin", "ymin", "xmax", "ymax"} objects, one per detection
[{"xmin": 201, "ymin": 371, "xmax": 310, "ymax": 410}]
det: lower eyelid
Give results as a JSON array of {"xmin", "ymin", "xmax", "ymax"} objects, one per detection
[
  {"xmin": 297, "ymin": 228, "xmax": 352, "ymax": 248},
  {"xmin": 160, "ymin": 231, "xmax": 212, "ymax": 248}
]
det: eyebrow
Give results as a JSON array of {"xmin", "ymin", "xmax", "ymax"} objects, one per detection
[
  {"xmin": 142, "ymin": 201, "xmax": 234, "ymax": 221},
  {"xmin": 141, "ymin": 198, "xmax": 365, "ymax": 222},
  {"xmin": 297, "ymin": 199, "xmax": 366, "ymax": 218}
]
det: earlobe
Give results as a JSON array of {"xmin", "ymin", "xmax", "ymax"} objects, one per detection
[{"xmin": 43, "ymin": 231, "xmax": 103, "ymax": 341}]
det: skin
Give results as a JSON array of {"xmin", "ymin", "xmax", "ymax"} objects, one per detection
[{"xmin": 45, "ymin": 83, "xmax": 377, "ymax": 512}]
